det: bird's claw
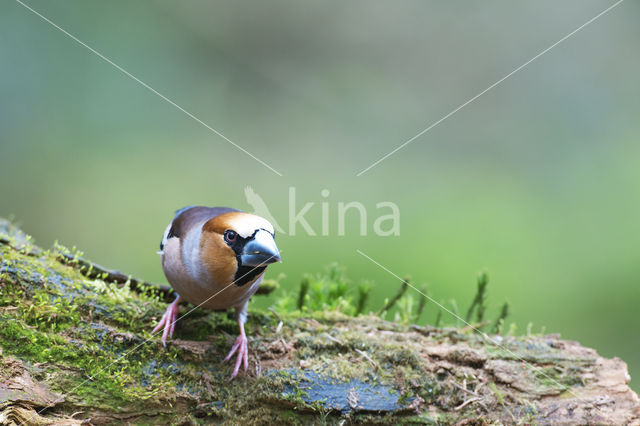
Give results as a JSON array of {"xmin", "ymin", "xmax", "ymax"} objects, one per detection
[
  {"xmin": 223, "ymin": 334, "xmax": 249, "ymax": 380},
  {"xmin": 152, "ymin": 295, "xmax": 181, "ymax": 346}
]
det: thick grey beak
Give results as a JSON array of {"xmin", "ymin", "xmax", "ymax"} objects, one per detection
[{"xmin": 240, "ymin": 229, "xmax": 281, "ymax": 267}]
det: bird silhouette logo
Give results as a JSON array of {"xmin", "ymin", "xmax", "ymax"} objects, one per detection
[{"xmin": 244, "ymin": 186, "xmax": 286, "ymax": 234}]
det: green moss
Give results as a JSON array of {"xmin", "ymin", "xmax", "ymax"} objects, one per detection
[
  {"xmin": 0, "ymin": 243, "xmax": 188, "ymax": 408},
  {"xmin": 0, "ymin": 222, "xmax": 602, "ymax": 424},
  {"xmin": 0, "ymin": 237, "xmax": 326, "ymax": 423},
  {"xmin": 533, "ymin": 365, "xmax": 585, "ymax": 390},
  {"xmin": 0, "ymin": 242, "xmax": 480, "ymax": 422},
  {"xmin": 0, "ymin": 314, "xmax": 183, "ymax": 405}
]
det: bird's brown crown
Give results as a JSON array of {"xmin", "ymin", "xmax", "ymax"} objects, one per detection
[{"xmin": 202, "ymin": 212, "xmax": 275, "ymax": 238}]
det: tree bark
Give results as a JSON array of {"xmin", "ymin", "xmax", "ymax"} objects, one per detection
[{"xmin": 0, "ymin": 219, "xmax": 638, "ymax": 425}]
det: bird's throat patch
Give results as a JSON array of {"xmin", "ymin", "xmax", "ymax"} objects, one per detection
[{"xmin": 234, "ymin": 264, "xmax": 266, "ymax": 286}]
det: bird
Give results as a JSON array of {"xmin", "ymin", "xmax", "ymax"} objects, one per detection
[{"xmin": 153, "ymin": 206, "xmax": 281, "ymax": 379}]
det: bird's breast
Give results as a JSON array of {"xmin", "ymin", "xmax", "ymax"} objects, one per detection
[{"xmin": 161, "ymin": 238, "xmax": 262, "ymax": 310}]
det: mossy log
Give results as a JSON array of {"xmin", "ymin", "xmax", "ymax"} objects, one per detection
[{"xmin": 0, "ymin": 219, "xmax": 638, "ymax": 425}]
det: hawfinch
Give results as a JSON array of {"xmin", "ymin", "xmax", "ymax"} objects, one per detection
[{"xmin": 153, "ymin": 206, "xmax": 281, "ymax": 379}]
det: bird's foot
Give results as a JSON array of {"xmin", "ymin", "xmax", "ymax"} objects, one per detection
[
  {"xmin": 152, "ymin": 295, "xmax": 181, "ymax": 346},
  {"xmin": 223, "ymin": 333, "xmax": 249, "ymax": 380}
]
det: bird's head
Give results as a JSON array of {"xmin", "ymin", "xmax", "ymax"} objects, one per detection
[{"xmin": 201, "ymin": 212, "xmax": 281, "ymax": 285}]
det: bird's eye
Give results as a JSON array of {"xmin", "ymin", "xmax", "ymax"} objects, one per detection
[{"xmin": 224, "ymin": 230, "xmax": 237, "ymax": 244}]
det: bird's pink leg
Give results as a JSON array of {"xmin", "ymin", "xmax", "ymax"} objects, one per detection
[
  {"xmin": 152, "ymin": 294, "xmax": 181, "ymax": 346},
  {"xmin": 223, "ymin": 320, "xmax": 249, "ymax": 380}
]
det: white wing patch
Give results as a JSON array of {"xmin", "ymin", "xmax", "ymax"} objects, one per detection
[{"xmin": 158, "ymin": 222, "xmax": 173, "ymax": 255}]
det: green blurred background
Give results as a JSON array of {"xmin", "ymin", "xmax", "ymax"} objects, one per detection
[{"xmin": 1, "ymin": 1, "xmax": 638, "ymax": 389}]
